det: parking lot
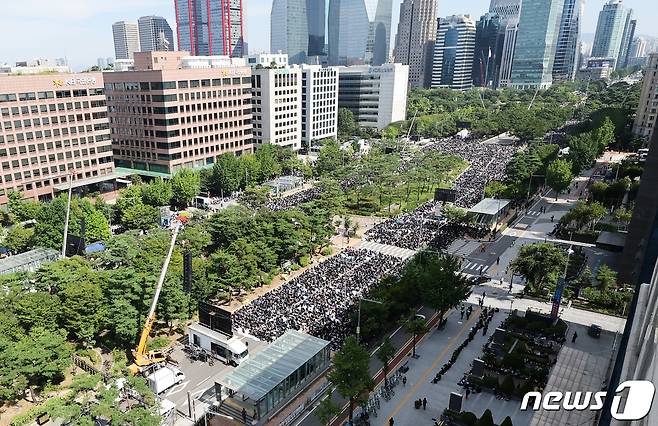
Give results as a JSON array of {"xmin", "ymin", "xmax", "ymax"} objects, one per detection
[{"xmin": 160, "ymin": 332, "xmax": 267, "ymax": 421}]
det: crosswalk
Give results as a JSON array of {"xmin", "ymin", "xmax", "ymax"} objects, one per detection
[
  {"xmin": 461, "ymin": 260, "xmax": 490, "ymax": 274},
  {"xmin": 359, "ymin": 240, "xmax": 416, "ymax": 260},
  {"xmin": 525, "ymin": 210, "xmax": 542, "ymax": 217}
]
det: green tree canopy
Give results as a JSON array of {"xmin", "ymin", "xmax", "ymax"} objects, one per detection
[
  {"xmin": 171, "ymin": 169, "xmax": 200, "ymax": 206},
  {"xmin": 546, "ymin": 159, "xmax": 574, "ymax": 198},
  {"xmin": 328, "ymin": 336, "xmax": 373, "ymax": 423},
  {"xmin": 510, "ymin": 243, "xmax": 568, "ymax": 290}
]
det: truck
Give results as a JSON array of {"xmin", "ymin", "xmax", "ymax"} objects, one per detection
[
  {"xmin": 188, "ymin": 322, "xmax": 249, "ymax": 366},
  {"xmin": 146, "ymin": 366, "xmax": 186, "ymax": 394}
]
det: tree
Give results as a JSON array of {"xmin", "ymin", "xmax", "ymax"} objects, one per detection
[
  {"xmin": 596, "ymin": 264, "xmax": 617, "ymax": 290},
  {"xmin": 7, "ymin": 191, "xmax": 42, "ymax": 223},
  {"xmin": 328, "ymin": 336, "xmax": 373, "ymax": 423},
  {"xmin": 239, "ymin": 186, "xmax": 270, "ymax": 210},
  {"xmin": 418, "ymin": 252, "xmax": 472, "ymax": 321},
  {"xmin": 12, "ymin": 292, "xmax": 61, "ymax": 332},
  {"xmin": 500, "ymin": 416, "xmax": 514, "ymax": 426},
  {"xmin": 592, "ymin": 116, "xmax": 615, "ymax": 153},
  {"xmin": 238, "ymin": 154, "xmax": 261, "ymax": 188},
  {"xmin": 510, "ymin": 243, "xmax": 567, "ymax": 290},
  {"xmin": 211, "ymin": 153, "xmax": 242, "ymax": 195},
  {"xmin": 546, "ymin": 159, "xmax": 573, "ymax": 199},
  {"xmin": 171, "ymin": 169, "xmax": 200, "ymax": 206},
  {"xmin": 4, "ymin": 224, "xmax": 35, "ymax": 253},
  {"xmin": 476, "ymin": 409, "xmax": 495, "ymax": 426},
  {"xmin": 316, "ymin": 390, "xmax": 341, "ymax": 426},
  {"xmin": 60, "ymin": 280, "xmax": 105, "ymax": 343},
  {"xmin": 376, "ymin": 337, "xmax": 396, "ymax": 387},
  {"xmin": 141, "ymin": 178, "xmax": 173, "ymax": 206},
  {"xmin": 121, "ymin": 203, "xmax": 159, "ymax": 231},
  {"xmin": 337, "ymin": 108, "xmax": 357, "ymax": 139},
  {"xmin": 575, "ymin": 266, "xmax": 593, "ymax": 291},
  {"xmin": 316, "ymin": 139, "xmax": 343, "ymax": 175},
  {"xmin": 84, "ymin": 208, "xmax": 111, "ymax": 242},
  {"xmin": 255, "ymin": 144, "xmax": 282, "ymax": 181},
  {"xmin": 404, "ymin": 316, "xmax": 429, "ymax": 358}
]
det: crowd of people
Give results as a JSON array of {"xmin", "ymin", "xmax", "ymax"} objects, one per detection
[
  {"xmin": 265, "ymin": 187, "xmax": 320, "ymax": 211},
  {"xmin": 364, "ymin": 138, "xmax": 516, "ymax": 249},
  {"xmin": 233, "ymin": 248, "xmax": 403, "ymax": 348}
]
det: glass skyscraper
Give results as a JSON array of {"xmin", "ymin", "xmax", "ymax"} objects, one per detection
[
  {"xmin": 138, "ymin": 16, "xmax": 175, "ymax": 52},
  {"xmin": 431, "ymin": 15, "xmax": 476, "ymax": 90},
  {"xmin": 271, "ymin": 0, "xmax": 309, "ymax": 64},
  {"xmin": 552, "ymin": 0, "xmax": 583, "ymax": 82},
  {"xmin": 306, "ymin": 0, "xmax": 326, "ymax": 57},
  {"xmin": 175, "ymin": 0, "xmax": 245, "ymax": 57},
  {"xmin": 509, "ymin": 0, "xmax": 564, "ymax": 89},
  {"xmin": 472, "ymin": 12, "xmax": 505, "ymax": 88},
  {"xmin": 591, "ymin": 0, "xmax": 634, "ymax": 70}
]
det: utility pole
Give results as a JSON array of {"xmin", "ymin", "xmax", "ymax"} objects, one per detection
[{"xmin": 61, "ymin": 169, "xmax": 76, "ymax": 257}]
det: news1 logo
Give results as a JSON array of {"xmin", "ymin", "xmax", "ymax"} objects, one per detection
[{"xmin": 521, "ymin": 380, "xmax": 655, "ymax": 420}]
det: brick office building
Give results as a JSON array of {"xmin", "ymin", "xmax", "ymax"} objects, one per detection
[
  {"xmin": 104, "ymin": 51, "xmax": 253, "ymax": 175},
  {"xmin": 0, "ymin": 72, "xmax": 115, "ymax": 203}
]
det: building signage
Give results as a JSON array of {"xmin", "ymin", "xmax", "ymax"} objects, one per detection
[{"xmin": 53, "ymin": 77, "xmax": 98, "ymax": 87}]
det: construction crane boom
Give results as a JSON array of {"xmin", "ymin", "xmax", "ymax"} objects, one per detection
[{"xmin": 129, "ymin": 222, "xmax": 181, "ymax": 375}]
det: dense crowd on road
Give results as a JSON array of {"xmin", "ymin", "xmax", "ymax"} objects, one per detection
[
  {"xmin": 266, "ymin": 187, "xmax": 320, "ymax": 211},
  {"xmin": 233, "ymin": 248, "xmax": 403, "ymax": 348},
  {"xmin": 364, "ymin": 138, "xmax": 515, "ymax": 249}
]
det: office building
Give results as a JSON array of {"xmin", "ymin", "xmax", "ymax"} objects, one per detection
[
  {"xmin": 488, "ymin": 0, "xmax": 521, "ymax": 23},
  {"xmin": 138, "ymin": 16, "xmax": 175, "ymax": 52},
  {"xmin": 337, "ymin": 63, "xmax": 408, "ymax": 130},
  {"xmin": 619, "ymin": 19, "xmax": 637, "ymax": 69},
  {"xmin": 490, "ymin": 0, "xmax": 522, "ymax": 88},
  {"xmin": 112, "ymin": 21, "xmax": 140, "ymax": 60},
  {"xmin": 632, "ymin": 53, "xmax": 658, "ymax": 140},
  {"xmin": 552, "ymin": 0, "xmax": 583, "ymax": 82},
  {"xmin": 251, "ymin": 66, "xmax": 302, "ymax": 150},
  {"xmin": 328, "ymin": 0, "xmax": 370, "ymax": 65},
  {"xmin": 245, "ymin": 53, "xmax": 289, "ymax": 69},
  {"xmin": 300, "ymin": 65, "xmax": 338, "ymax": 148},
  {"xmin": 271, "ymin": 0, "xmax": 309, "ymax": 64},
  {"xmin": 0, "ymin": 59, "xmax": 72, "ymax": 75},
  {"xmin": 104, "ymin": 51, "xmax": 253, "ymax": 175},
  {"xmin": 393, "ymin": 0, "xmax": 438, "ymax": 88},
  {"xmin": 509, "ymin": 0, "xmax": 563, "ymax": 89},
  {"xmin": 472, "ymin": 13, "xmax": 505, "ymax": 88},
  {"xmin": 175, "ymin": 0, "xmax": 245, "ymax": 57},
  {"xmin": 577, "ymin": 57, "xmax": 616, "ymax": 81},
  {"xmin": 591, "ymin": 0, "xmax": 634, "ymax": 70},
  {"xmin": 328, "ymin": 0, "xmax": 392, "ymax": 66},
  {"xmin": 0, "ymin": 72, "xmax": 116, "ymax": 204},
  {"xmin": 365, "ymin": 0, "xmax": 393, "ymax": 66},
  {"xmin": 630, "ymin": 37, "xmax": 648, "ymax": 61},
  {"xmin": 307, "ymin": 0, "xmax": 326, "ymax": 57},
  {"xmin": 431, "ymin": 15, "xmax": 476, "ymax": 90}
]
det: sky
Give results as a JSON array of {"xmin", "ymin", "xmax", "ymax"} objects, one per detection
[{"xmin": 0, "ymin": 0, "xmax": 656, "ymax": 70}]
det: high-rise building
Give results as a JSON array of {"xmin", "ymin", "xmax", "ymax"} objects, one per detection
[
  {"xmin": 431, "ymin": 15, "xmax": 476, "ymax": 90},
  {"xmin": 488, "ymin": 0, "xmax": 521, "ymax": 23},
  {"xmin": 393, "ymin": 0, "xmax": 438, "ymax": 88},
  {"xmin": 271, "ymin": 0, "xmax": 309, "ymax": 64},
  {"xmin": 245, "ymin": 53, "xmax": 290, "ymax": 68},
  {"xmin": 138, "ymin": 16, "xmax": 175, "ymax": 52},
  {"xmin": 112, "ymin": 21, "xmax": 140, "ymax": 60},
  {"xmin": 591, "ymin": 0, "xmax": 634, "ymax": 70},
  {"xmin": 174, "ymin": 0, "xmax": 245, "ymax": 57},
  {"xmin": 630, "ymin": 37, "xmax": 648, "ymax": 61},
  {"xmin": 619, "ymin": 19, "xmax": 637, "ymax": 69},
  {"xmin": 104, "ymin": 51, "xmax": 253, "ymax": 174},
  {"xmin": 251, "ymin": 66, "xmax": 302, "ymax": 150},
  {"xmin": 552, "ymin": 0, "xmax": 583, "ymax": 82},
  {"xmin": 632, "ymin": 53, "xmax": 658, "ymax": 140},
  {"xmin": 366, "ymin": 0, "xmax": 393, "ymax": 66},
  {"xmin": 307, "ymin": 0, "xmax": 326, "ymax": 57},
  {"xmin": 490, "ymin": 0, "xmax": 522, "ymax": 88},
  {"xmin": 509, "ymin": 0, "xmax": 564, "ymax": 90},
  {"xmin": 472, "ymin": 12, "xmax": 505, "ymax": 88},
  {"xmin": 328, "ymin": 0, "xmax": 370, "ymax": 65},
  {"xmin": 327, "ymin": 0, "xmax": 392, "ymax": 66},
  {"xmin": 300, "ymin": 65, "xmax": 338, "ymax": 147},
  {"xmin": 337, "ymin": 63, "xmax": 408, "ymax": 130},
  {"xmin": 0, "ymin": 73, "xmax": 116, "ymax": 203}
]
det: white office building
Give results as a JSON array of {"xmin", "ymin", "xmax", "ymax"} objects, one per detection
[
  {"xmin": 112, "ymin": 21, "xmax": 140, "ymax": 60},
  {"xmin": 245, "ymin": 53, "xmax": 289, "ymax": 68},
  {"xmin": 301, "ymin": 65, "xmax": 339, "ymax": 148},
  {"xmin": 251, "ymin": 67, "xmax": 303, "ymax": 150},
  {"xmin": 337, "ymin": 63, "xmax": 408, "ymax": 130}
]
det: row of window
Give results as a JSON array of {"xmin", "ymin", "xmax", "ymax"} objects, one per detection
[
  {"xmin": 2, "ymin": 112, "xmax": 106, "ymax": 131},
  {"xmin": 1, "ymin": 125, "xmax": 109, "ymax": 143},
  {"xmin": 115, "ymin": 138, "xmax": 250, "ymax": 161},
  {"xmin": 104, "ymin": 77, "xmax": 250, "ymax": 92},
  {"xmin": 0, "ymin": 89, "xmax": 104, "ymax": 103},
  {"xmin": 0, "ymin": 156, "xmax": 112, "ymax": 185},
  {"xmin": 1, "ymin": 100, "xmax": 106, "ymax": 117}
]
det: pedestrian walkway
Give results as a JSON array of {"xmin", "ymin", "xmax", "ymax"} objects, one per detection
[{"xmin": 358, "ymin": 240, "xmax": 416, "ymax": 260}]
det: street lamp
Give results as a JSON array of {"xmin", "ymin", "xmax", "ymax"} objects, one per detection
[{"xmin": 356, "ymin": 298, "xmax": 383, "ymax": 343}]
